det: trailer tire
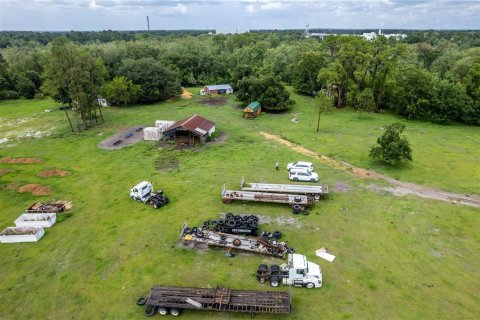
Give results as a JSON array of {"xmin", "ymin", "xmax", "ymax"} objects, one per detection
[
  {"xmin": 170, "ymin": 308, "xmax": 180, "ymax": 316},
  {"xmin": 145, "ymin": 305, "xmax": 157, "ymax": 317},
  {"xmin": 217, "ymin": 219, "xmax": 225, "ymax": 226},
  {"xmin": 314, "ymin": 194, "xmax": 321, "ymax": 200},
  {"xmin": 233, "ymin": 239, "xmax": 241, "ymax": 247},
  {"xmin": 158, "ymin": 307, "xmax": 168, "ymax": 315},
  {"xmin": 227, "ymin": 220, "xmax": 236, "ymax": 227},
  {"xmin": 220, "ymin": 234, "xmax": 227, "ymax": 240},
  {"xmin": 273, "ymin": 231, "xmax": 282, "ymax": 239},
  {"xmin": 217, "ymin": 226, "xmax": 225, "ymax": 232},
  {"xmin": 306, "ymin": 282, "xmax": 315, "ymax": 289},
  {"xmin": 250, "ymin": 220, "xmax": 259, "ymax": 228},
  {"xmin": 136, "ymin": 297, "xmax": 147, "ymax": 305},
  {"xmin": 225, "ymin": 213, "xmax": 235, "ymax": 220},
  {"xmin": 270, "ymin": 278, "xmax": 280, "ymax": 287}
]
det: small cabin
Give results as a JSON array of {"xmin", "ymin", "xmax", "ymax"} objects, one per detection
[{"xmin": 244, "ymin": 101, "xmax": 261, "ymax": 119}]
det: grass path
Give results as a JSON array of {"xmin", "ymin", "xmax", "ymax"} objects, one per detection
[{"xmin": 261, "ymin": 131, "xmax": 480, "ymax": 208}]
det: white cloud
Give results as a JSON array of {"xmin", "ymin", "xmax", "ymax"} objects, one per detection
[
  {"xmin": 245, "ymin": 4, "xmax": 255, "ymax": 13},
  {"xmin": 260, "ymin": 1, "xmax": 288, "ymax": 10}
]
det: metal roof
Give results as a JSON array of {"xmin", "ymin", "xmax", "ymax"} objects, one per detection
[
  {"xmin": 164, "ymin": 114, "xmax": 215, "ymax": 136},
  {"xmin": 207, "ymin": 84, "xmax": 232, "ymax": 91},
  {"xmin": 245, "ymin": 101, "xmax": 261, "ymax": 111}
]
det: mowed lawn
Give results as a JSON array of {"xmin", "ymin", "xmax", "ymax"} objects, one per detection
[{"xmin": 0, "ymin": 93, "xmax": 479, "ymax": 319}]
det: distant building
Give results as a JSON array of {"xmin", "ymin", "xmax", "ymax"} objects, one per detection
[
  {"xmin": 215, "ymin": 29, "xmax": 249, "ymax": 35},
  {"xmin": 200, "ymin": 84, "xmax": 233, "ymax": 96}
]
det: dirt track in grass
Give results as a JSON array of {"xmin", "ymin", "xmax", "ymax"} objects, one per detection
[{"xmin": 261, "ymin": 131, "xmax": 480, "ymax": 208}]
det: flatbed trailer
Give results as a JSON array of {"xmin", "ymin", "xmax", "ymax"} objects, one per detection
[
  {"xmin": 181, "ymin": 222, "xmax": 293, "ymax": 258},
  {"xmin": 25, "ymin": 202, "xmax": 65, "ymax": 213},
  {"xmin": 222, "ymin": 184, "xmax": 313, "ymax": 214},
  {"xmin": 139, "ymin": 285, "xmax": 291, "ymax": 317},
  {"xmin": 241, "ymin": 177, "xmax": 329, "ymax": 200}
]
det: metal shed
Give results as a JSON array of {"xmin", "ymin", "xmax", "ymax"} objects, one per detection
[{"xmin": 244, "ymin": 101, "xmax": 261, "ymax": 119}]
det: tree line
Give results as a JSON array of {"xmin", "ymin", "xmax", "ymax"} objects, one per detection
[{"xmin": 0, "ymin": 30, "xmax": 479, "ymax": 131}]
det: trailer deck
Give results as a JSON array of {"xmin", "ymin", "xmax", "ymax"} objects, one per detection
[
  {"xmin": 25, "ymin": 202, "xmax": 65, "ymax": 214},
  {"xmin": 181, "ymin": 222, "xmax": 292, "ymax": 258},
  {"xmin": 222, "ymin": 184, "xmax": 312, "ymax": 206},
  {"xmin": 144, "ymin": 285, "xmax": 291, "ymax": 315},
  {"xmin": 241, "ymin": 177, "xmax": 328, "ymax": 200}
]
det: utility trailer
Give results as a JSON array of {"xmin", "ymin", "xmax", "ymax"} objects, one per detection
[
  {"xmin": 138, "ymin": 285, "xmax": 291, "ymax": 317},
  {"xmin": 241, "ymin": 177, "xmax": 329, "ymax": 200},
  {"xmin": 25, "ymin": 202, "xmax": 65, "ymax": 214},
  {"xmin": 181, "ymin": 221, "xmax": 294, "ymax": 258},
  {"xmin": 222, "ymin": 184, "xmax": 313, "ymax": 214},
  {"xmin": 201, "ymin": 213, "xmax": 259, "ymax": 236}
]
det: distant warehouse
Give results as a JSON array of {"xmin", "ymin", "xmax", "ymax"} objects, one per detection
[
  {"xmin": 200, "ymin": 84, "xmax": 233, "ymax": 95},
  {"xmin": 162, "ymin": 114, "xmax": 215, "ymax": 146}
]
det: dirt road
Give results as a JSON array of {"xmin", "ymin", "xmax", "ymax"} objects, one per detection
[{"xmin": 261, "ymin": 131, "xmax": 480, "ymax": 208}]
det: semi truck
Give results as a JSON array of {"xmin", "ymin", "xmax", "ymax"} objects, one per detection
[
  {"xmin": 256, "ymin": 253, "xmax": 323, "ymax": 289},
  {"xmin": 130, "ymin": 181, "xmax": 169, "ymax": 209},
  {"xmin": 137, "ymin": 285, "xmax": 291, "ymax": 317}
]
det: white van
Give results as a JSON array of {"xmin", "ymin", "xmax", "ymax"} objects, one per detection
[{"xmin": 289, "ymin": 169, "xmax": 319, "ymax": 182}]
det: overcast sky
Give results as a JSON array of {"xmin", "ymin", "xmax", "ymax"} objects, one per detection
[{"xmin": 1, "ymin": 0, "xmax": 479, "ymax": 31}]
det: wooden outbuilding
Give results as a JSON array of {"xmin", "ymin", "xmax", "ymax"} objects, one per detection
[
  {"xmin": 200, "ymin": 84, "xmax": 233, "ymax": 95},
  {"xmin": 244, "ymin": 101, "xmax": 261, "ymax": 119},
  {"xmin": 162, "ymin": 114, "xmax": 215, "ymax": 146}
]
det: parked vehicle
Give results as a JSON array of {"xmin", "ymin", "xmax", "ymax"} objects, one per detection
[
  {"xmin": 130, "ymin": 181, "xmax": 169, "ymax": 209},
  {"xmin": 241, "ymin": 177, "xmax": 328, "ymax": 200},
  {"xmin": 137, "ymin": 285, "xmax": 291, "ymax": 317},
  {"xmin": 288, "ymin": 169, "xmax": 319, "ymax": 182},
  {"xmin": 286, "ymin": 161, "xmax": 314, "ymax": 172},
  {"xmin": 256, "ymin": 253, "xmax": 323, "ymax": 289}
]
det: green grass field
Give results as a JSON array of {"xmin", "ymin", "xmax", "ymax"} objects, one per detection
[{"xmin": 0, "ymin": 92, "xmax": 479, "ymax": 319}]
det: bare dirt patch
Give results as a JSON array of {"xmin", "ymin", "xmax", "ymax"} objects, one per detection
[
  {"xmin": 38, "ymin": 169, "xmax": 71, "ymax": 178},
  {"xmin": 18, "ymin": 184, "xmax": 52, "ymax": 196},
  {"xmin": 0, "ymin": 157, "xmax": 42, "ymax": 164},
  {"xmin": 208, "ymin": 132, "xmax": 229, "ymax": 145},
  {"xmin": 180, "ymin": 88, "xmax": 193, "ymax": 99},
  {"xmin": 98, "ymin": 126, "xmax": 145, "ymax": 150},
  {"xmin": 0, "ymin": 169, "xmax": 10, "ymax": 176},
  {"xmin": 255, "ymin": 215, "xmax": 301, "ymax": 227},
  {"xmin": 334, "ymin": 182, "xmax": 350, "ymax": 193},
  {"xmin": 200, "ymin": 97, "xmax": 228, "ymax": 107},
  {"xmin": 261, "ymin": 131, "xmax": 480, "ymax": 208}
]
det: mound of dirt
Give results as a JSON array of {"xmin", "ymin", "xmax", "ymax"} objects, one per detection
[
  {"xmin": 38, "ymin": 169, "xmax": 71, "ymax": 178},
  {"xmin": 180, "ymin": 88, "xmax": 193, "ymax": 99},
  {"xmin": 0, "ymin": 157, "xmax": 42, "ymax": 164},
  {"xmin": 201, "ymin": 97, "xmax": 228, "ymax": 107},
  {"xmin": 18, "ymin": 184, "xmax": 52, "ymax": 196}
]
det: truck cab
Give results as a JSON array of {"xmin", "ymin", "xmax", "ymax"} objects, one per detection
[
  {"xmin": 283, "ymin": 254, "xmax": 322, "ymax": 288},
  {"xmin": 256, "ymin": 253, "xmax": 322, "ymax": 289},
  {"xmin": 130, "ymin": 181, "xmax": 154, "ymax": 202}
]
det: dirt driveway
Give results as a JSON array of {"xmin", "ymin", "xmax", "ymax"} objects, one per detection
[{"xmin": 261, "ymin": 131, "xmax": 480, "ymax": 208}]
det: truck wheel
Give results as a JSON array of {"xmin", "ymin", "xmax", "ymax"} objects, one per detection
[
  {"xmin": 158, "ymin": 307, "xmax": 168, "ymax": 315},
  {"xmin": 259, "ymin": 277, "xmax": 266, "ymax": 283},
  {"xmin": 145, "ymin": 305, "xmax": 157, "ymax": 317},
  {"xmin": 270, "ymin": 278, "xmax": 280, "ymax": 287},
  {"xmin": 170, "ymin": 308, "xmax": 180, "ymax": 316},
  {"xmin": 153, "ymin": 202, "xmax": 161, "ymax": 209},
  {"xmin": 270, "ymin": 265, "xmax": 280, "ymax": 272},
  {"xmin": 293, "ymin": 177, "xmax": 298, "ymax": 181},
  {"xmin": 310, "ymin": 178, "xmax": 316, "ymax": 182},
  {"xmin": 258, "ymin": 264, "xmax": 268, "ymax": 271},
  {"xmin": 306, "ymin": 282, "xmax": 315, "ymax": 289},
  {"xmin": 136, "ymin": 297, "xmax": 147, "ymax": 305},
  {"xmin": 314, "ymin": 194, "xmax": 321, "ymax": 200},
  {"xmin": 163, "ymin": 197, "xmax": 169, "ymax": 204}
]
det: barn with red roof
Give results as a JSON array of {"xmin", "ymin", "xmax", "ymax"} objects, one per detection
[{"xmin": 162, "ymin": 114, "xmax": 215, "ymax": 146}]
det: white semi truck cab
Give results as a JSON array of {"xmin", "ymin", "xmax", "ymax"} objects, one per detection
[
  {"xmin": 256, "ymin": 253, "xmax": 322, "ymax": 289},
  {"xmin": 130, "ymin": 181, "xmax": 169, "ymax": 209}
]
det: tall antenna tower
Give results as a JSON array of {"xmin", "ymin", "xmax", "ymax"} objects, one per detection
[{"xmin": 146, "ymin": 16, "xmax": 150, "ymax": 31}]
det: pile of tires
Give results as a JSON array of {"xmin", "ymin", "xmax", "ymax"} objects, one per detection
[{"xmin": 202, "ymin": 213, "xmax": 259, "ymax": 234}]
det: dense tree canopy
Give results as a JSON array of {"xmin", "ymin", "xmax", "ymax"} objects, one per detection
[{"xmin": 0, "ymin": 29, "xmax": 478, "ymax": 125}]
